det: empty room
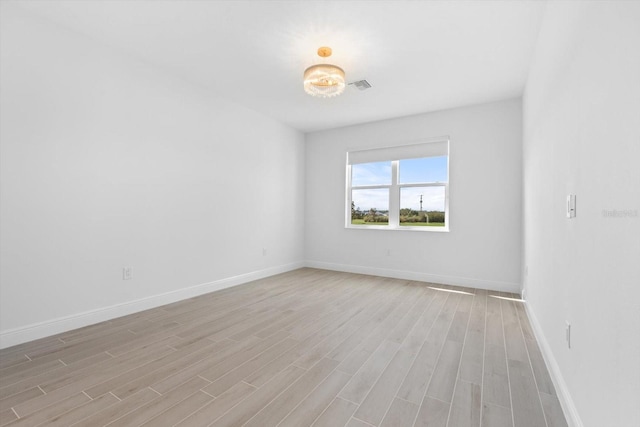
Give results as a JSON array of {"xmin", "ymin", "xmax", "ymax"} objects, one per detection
[{"xmin": 0, "ymin": 1, "xmax": 638, "ymax": 426}]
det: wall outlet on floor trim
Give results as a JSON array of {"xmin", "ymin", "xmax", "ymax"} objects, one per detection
[{"xmin": 123, "ymin": 267, "xmax": 133, "ymax": 280}]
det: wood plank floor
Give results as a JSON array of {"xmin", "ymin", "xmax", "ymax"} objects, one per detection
[{"xmin": 0, "ymin": 268, "xmax": 568, "ymax": 427}]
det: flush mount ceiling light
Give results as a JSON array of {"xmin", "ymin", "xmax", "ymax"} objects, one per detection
[{"xmin": 303, "ymin": 47, "xmax": 345, "ymax": 98}]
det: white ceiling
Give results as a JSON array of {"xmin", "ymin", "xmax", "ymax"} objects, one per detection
[{"xmin": 14, "ymin": 0, "xmax": 546, "ymax": 133}]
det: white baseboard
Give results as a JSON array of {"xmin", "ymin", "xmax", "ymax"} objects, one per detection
[
  {"xmin": 524, "ymin": 301, "xmax": 584, "ymax": 427},
  {"xmin": 305, "ymin": 261, "xmax": 521, "ymax": 293},
  {"xmin": 0, "ymin": 261, "xmax": 518, "ymax": 349},
  {"xmin": 0, "ymin": 260, "xmax": 583, "ymax": 427},
  {"xmin": 0, "ymin": 261, "xmax": 304, "ymax": 349}
]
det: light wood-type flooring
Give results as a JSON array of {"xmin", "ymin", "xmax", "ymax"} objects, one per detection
[{"xmin": 0, "ymin": 268, "xmax": 568, "ymax": 427}]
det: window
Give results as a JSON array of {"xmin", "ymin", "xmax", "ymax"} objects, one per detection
[{"xmin": 346, "ymin": 139, "xmax": 449, "ymax": 231}]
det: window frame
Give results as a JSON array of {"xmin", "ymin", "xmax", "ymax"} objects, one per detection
[{"xmin": 345, "ymin": 138, "xmax": 450, "ymax": 232}]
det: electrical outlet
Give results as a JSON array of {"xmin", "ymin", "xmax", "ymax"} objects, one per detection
[
  {"xmin": 565, "ymin": 321, "xmax": 571, "ymax": 349},
  {"xmin": 123, "ymin": 267, "xmax": 133, "ymax": 280},
  {"xmin": 566, "ymin": 195, "xmax": 576, "ymax": 218}
]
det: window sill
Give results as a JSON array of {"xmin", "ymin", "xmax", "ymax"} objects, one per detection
[{"xmin": 346, "ymin": 225, "xmax": 449, "ymax": 232}]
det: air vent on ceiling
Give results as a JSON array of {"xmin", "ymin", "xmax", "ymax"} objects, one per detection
[{"xmin": 348, "ymin": 80, "xmax": 372, "ymax": 90}]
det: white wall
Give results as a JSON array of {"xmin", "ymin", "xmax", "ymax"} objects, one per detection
[
  {"xmin": 523, "ymin": 2, "xmax": 640, "ymax": 426},
  {"xmin": 0, "ymin": 5, "xmax": 305, "ymax": 347},
  {"xmin": 305, "ymin": 99, "xmax": 523, "ymax": 292}
]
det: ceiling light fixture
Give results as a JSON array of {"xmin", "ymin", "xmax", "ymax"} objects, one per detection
[{"xmin": 303, "ymin": 47, "xmax": 345, "ymax": 98}]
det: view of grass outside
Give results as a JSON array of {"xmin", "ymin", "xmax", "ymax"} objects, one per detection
[
  {"xmin": 351, "ymin": 218, "xmax": 389, "ymax": 225},
  {"xmin": 350, "ymin": 205, "xmax": 445, "ymax": 226},
  {"xmin": 350, "ymin": 205, "xmax": 390, "ymax": 225},
  {"xmin": 349, "ymin": 155, "xmax": 448, "ymax": 228},
  {"xmin": 351, "ymin": 187, "xmax": 389, "ymax": 225},
  {"xmin": 398, "ymin": 210, "xmax": 446, "ymax": 226},
  {"xmin": 399, "ymin": 186, "xmax": 445, "ymax": 226},
  {"xmin": 349, "ymin": 154, "xmax": 448, "ymax": 228}
]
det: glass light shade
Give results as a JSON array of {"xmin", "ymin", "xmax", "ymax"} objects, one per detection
[{"xmin": 303, "ymin": 64, "xmax": 346, "ymax": 98}]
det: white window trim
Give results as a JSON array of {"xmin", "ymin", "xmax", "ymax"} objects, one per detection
[{"xmin": 345, "ymin": 138, "xmax": 450, "ymax": 232}]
